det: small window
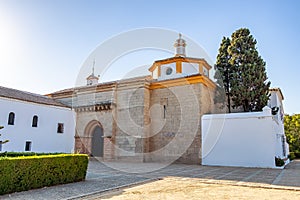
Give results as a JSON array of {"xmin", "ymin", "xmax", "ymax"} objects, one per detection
[
  {"xmin": 25, "ymin": 141, "xmax": 32, "ymax": 151},
  {"xmin": 32, "ymin": 115, "xmax": 38, "ymax": 127},
  {"xmin": 57, "ymin": 123, "xmax": 64, "ymax": 133},
  {"xmin": 163, "ymin": 105, "xmax": 167, "ymax": 119},
  {"xmin": 8, "ymin": 112, "xmax": 15, "ymax": 125}
]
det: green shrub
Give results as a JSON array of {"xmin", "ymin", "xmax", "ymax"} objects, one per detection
[
  {"xmin": 275, "ymin": 157, "xmax": 285, "ymax": 167},
  {"xmin": 0, "ymin": 152, "xmax": 64, "ymax": 157},
  {"xmin": 0, "ymin": 154, "xmax": 88, "ymax": 195},
  {"xmin": 288, "ymin": 152, "xmax": 300, "ymax": 160},
  {"xmin": 288, "ymin": 152, "xmax": 296, "ymax": 160},
  {"xmin": 294, "ymin": 152, "xmax": 300, "ymax": 158},
  {"xmin": 0, "ymin": 151, "xmax": 65, "ymax": 157}
]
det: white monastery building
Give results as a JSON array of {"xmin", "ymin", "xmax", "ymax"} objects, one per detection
[{"xmin": 0, "ymin": 86, "xmax": 75, "ymax": 153}]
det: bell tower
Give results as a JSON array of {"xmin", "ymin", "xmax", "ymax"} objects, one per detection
[
  {"xmin": 86, "ymin": 60, "xmax": 99, "ymax": 86},
  {"xmin": 149, "ymin": 33, "xmax": 212, "ymax": 80}
]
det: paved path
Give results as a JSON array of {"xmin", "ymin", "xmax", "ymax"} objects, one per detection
[{"xmin": 2, "ymin": 160, "xmax": 300, "ymax": 200}]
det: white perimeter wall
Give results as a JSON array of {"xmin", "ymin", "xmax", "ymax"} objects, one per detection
[
  {"xmin": 202, "ymin": 111, "xmax": 278, "ymax": 168},
  {"xmin": 0, "ymin": 97, "xmax": 75, "ymax": 153}
]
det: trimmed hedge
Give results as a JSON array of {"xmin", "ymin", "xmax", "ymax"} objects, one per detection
[
  {"xmin": 0, "ymin": 152, "xmax": 64, "ymax": 157},
  {"xmin": 0, "ymin": 154, "xmax": 88, "ymax": 195}
]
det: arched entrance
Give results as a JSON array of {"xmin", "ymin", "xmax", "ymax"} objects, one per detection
[
  {"xmin": 83, "ymin": 120, "xmax": 104, "ymax": 157},
  {"xmin": 91, "ymin": 125, "xmax": 104, "ymax": 157}
]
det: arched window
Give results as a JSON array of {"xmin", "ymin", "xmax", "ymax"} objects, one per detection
[
  {"xmin": 32, "ymin": 115, "xmax": 38, "ymax": 127},
  {"xmin": 8, "ymin": 112, "xmax": 15, "ymax": 125}
]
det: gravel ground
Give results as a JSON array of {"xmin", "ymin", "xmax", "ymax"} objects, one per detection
[{"xmin": 93, "ymin": 177, "xmax": 300, "ymax": 200}]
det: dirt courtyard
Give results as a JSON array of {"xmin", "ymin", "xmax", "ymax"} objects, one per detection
[{"xmin": 96, "ymin": 177, "xmax": 300, "ymax": 200}]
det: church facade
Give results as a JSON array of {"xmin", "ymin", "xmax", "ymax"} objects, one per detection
[{"xmin": 48, "ymin": 35, "xmax": 217, "ymax": 164}]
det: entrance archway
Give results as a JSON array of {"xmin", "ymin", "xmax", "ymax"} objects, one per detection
[
  {"xmin": 91, "ymin": 125, "xmax": 104, "ymax": 157},
  {"xmin": 83, "ymin": 120, "xmax": 104, "ymax": 157}
]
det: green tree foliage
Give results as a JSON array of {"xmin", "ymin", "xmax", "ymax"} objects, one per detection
[
  {"xmin": 284, "ymin": 114, "xmax": 300, "ymax": 153},
  {"xmin": 228, "ymin": 28, "xmax": 271, "ymax": 112},
  {"xmin": 0, "ymin": 126, "xmax": 9, "ymax": 144},
  {"xmin": 214, "ymin": 37, "xmax": 233, "ymax": 112}
]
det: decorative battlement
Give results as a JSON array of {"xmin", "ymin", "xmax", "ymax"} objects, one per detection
[{"xmin": 74, "ymin": 101, "xmax": 114, "ymax": 112}]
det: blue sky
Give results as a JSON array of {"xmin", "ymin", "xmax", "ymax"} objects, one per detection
[{"xmin": 0, "ymin": 0, "xmax": 299, "ymax": 114}]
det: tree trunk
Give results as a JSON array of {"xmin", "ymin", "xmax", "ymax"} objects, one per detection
[{"xmin": 226, "ymin": 92, "xmax": 231, "ymax": 113}]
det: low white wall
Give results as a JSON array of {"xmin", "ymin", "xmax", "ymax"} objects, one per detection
[
  {"xmin": 202, "ymin": 111, "xmax": 278, "ymax": 168},
  {"xmin": 0, "ymin": 97, "xmax": 75, "ymax": 153}
]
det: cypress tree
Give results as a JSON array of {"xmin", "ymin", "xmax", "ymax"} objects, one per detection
[
  {"xmin": 214, "ymin": 37, "xmax": 232, "ymax": 113},
  {"xmin": 228, "ymin": 28, "xmax": 270, "ymax": 112}
]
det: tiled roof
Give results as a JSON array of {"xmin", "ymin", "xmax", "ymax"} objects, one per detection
[
  {"xmin": 153, "ymin": 56, "xmax": 208, "ymax": 63},
  {"xmin": 0, "ymin": 86, "xmax": 70, "ymax": 108},
  {"xmin": 48, "ymin": 75, "xmax": 152, "ymax": 96}
]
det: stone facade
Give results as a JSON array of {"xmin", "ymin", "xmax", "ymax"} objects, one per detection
[
  {"xmin": 48, "ymin": 35, "xmax": 217, "ymax": 164},
  {"xmin": 49, "ymin": 74, "xmax": 216, "ymax": 164},
  {"xmin": 145, "ymin": 83, "xmax": 215, "ymax": 164}
]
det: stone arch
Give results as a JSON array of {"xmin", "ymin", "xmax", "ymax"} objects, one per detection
[
  {"xmin": 84, "ymin": 120, "xmax": 104, "ymax": 157},
  {"xmin": 84, "ymin": 120, "xmax": 103, "ymax": 137}
]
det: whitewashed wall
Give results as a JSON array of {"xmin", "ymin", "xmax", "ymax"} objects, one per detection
[
  {"xmin": 159, "ymin": 63, "xmax": 177, "ymax": 80},
  {"xmin": 152, "ymin": 68, "xmax": 159, "ymax": 79},
  {"xmin": 202, "ymin": 107, "xmax": 288, "ymax": 168},
  {"xmin": 158, "ymin": 62, "xmax": 200, "ymax": 81},
  {"xmin": 181, "ymin": 62, "xmax": 198, "ymax": 75},
  {"xmin": 0, "ymin": 97, "xmax": 75, "ymax": 153}
]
